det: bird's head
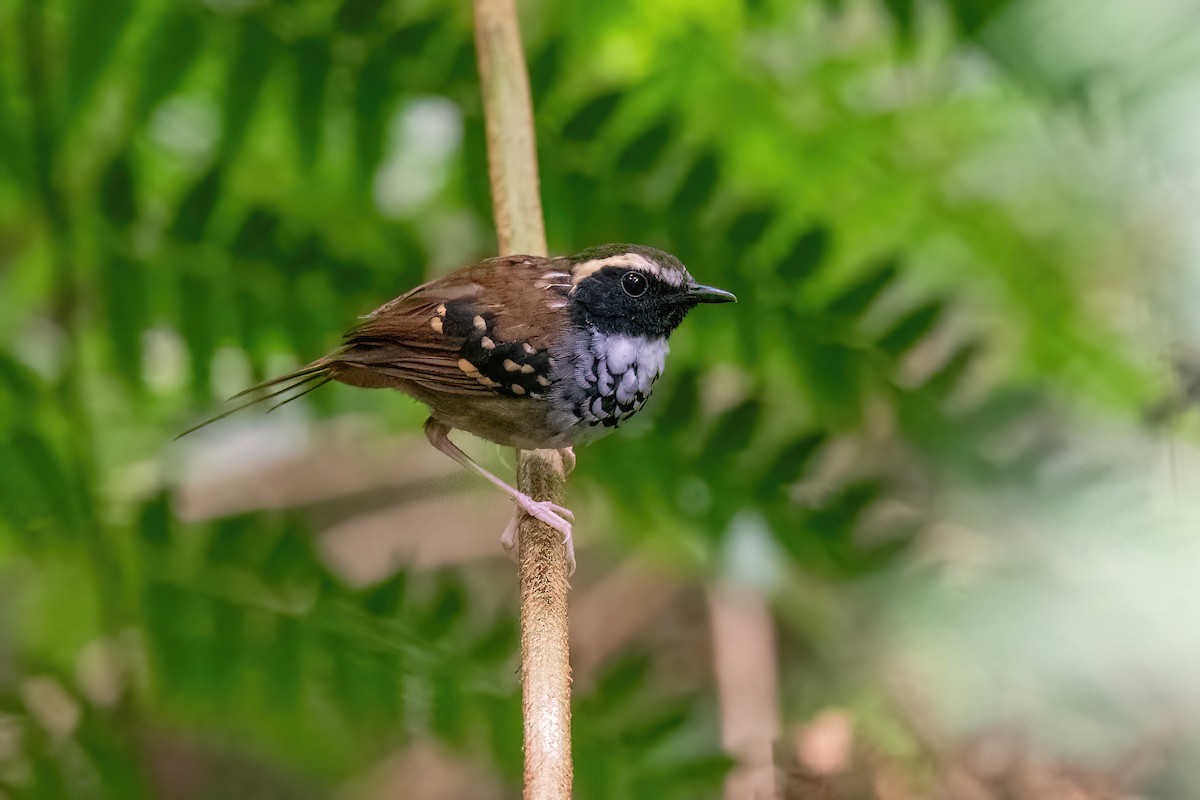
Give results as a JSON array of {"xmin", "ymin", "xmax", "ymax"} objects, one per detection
[{"xmin": 566, "ymin": 244, "xmax": 736, "ymax": 338}]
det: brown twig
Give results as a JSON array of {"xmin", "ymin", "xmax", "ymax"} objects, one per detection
[{"xmin": 473, "ymin": 1, "xmax": 573, "ymax": 798}]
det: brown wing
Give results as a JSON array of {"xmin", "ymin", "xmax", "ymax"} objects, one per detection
[
  {"xmin": 176, "ymin": 255, "xmax": 571, "ymax": 437},
  {"xmin": 333, "ymin": 254, "xmax": 571, "ymax": 399}
]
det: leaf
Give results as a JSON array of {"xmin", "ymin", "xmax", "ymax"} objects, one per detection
[
  {"xmin": 468, "ymin": 617, "xmax": 517, "ymax": 666},
  {"xmin": 429, "ymin": 664, "xmax": 467, "ymax": 740},
  {"xmin": 826, "ymin": 257, "xmax": 898, "ymax": 319},
  {"xmin": 98, "ymin": 252, "xmax": 146, "ymax": 389},
  {"xmin": 353, "ymin": 45, "xmax": 398, "ymax": 181},
  {"xmin": 279, "ymin": 232, "xmax": 325, "ymax": 279},
  {"xmin": 616, "ymin": 116, "xmax": 675, "ymax": 174},
  {"xmin": 460, "ymin": 113, "xmax": 493, "ymax": 216},
  {"xmin": 807, "ymin": 479, "xmax": 885, "ymax": 541},
  {"xmin": 562, "ymin": 90, "xmax": 623, "ymax": 142},
  {"xmin": 417, "ymin": 577, "xmax": 466, "ymax": 640},
  {"xmin": 877, "ymin": 300, "xmax": 943, "ymax": 358},
  {"xmin": 137, "ymin": 492, "xmax": 172, "ymax": 552},
  {"xmin": 922, "ymin": 341, "xmax": 980, "ymax": 398},
  {"xmin": 10, "ymin": 430, "xmax": 81, "ymax": 536},
  {"xmin": 389, "ymin": 14, "xmax": 444, "ymax": 54},
  {"xmin": 135, "ymin": 5, "xmax": 206, "ymax": 119},
  {"xmin": 335, "ymin": 0, "xmax": 386, "ymax": 33},
  {"xmin": 65, "ymin": 0, "xmax": 134, "ymax": 120},
  {"xmin": 169, "ymin": 165, "xmax": 223, "ymax": 242},
  {"xmin": 261, "ymin": 521, "xmax": 321, "ymax": 589},
  {"xmin": 700, "ymin": 399, "xmax": 762, "ymax": 465},
  {"xmin": 779, "ymin": 224, "xmax": 831, "ymax": 282},
  {"xmin": 230, "ymin": 206, "xmax": 282, "ymax": 262},
  {"xmin": 622, "ymin": 703, "xmax": 690, "ymax": 748},
  {"xmin": 593, "ymin": 653, "xmax": 652, "ymax": 706},
  {"xmin": 20, "ymin": 0, "xmax": 60, "ymax": 224},
  {"xmin": 209, "ymin": 599, "xmax": 247, "ymax": 692},
  {"xmin": 221, "ymin": 16, "xmax": 277, "ymax": 160},
  {"xmin": 883, "ymin": 0, "xmax": 918, "ymax": 42},
  {"xmin": 206, "ymin": 515, "xmax": 259, "ymax": 566},
  {"xmin": 0, "ymin": 69, "xmax": 31, "ymax": 192},
  {"xmin": 176, "ymin": 261, "xmax": 215, "ymax": 398},
  {"xmin": 280, "ymin": 273, "xmax": 328, "ymax": 361},
  {"xmin": 445, "ymin": 40, "xmax": 478, "ymax": 89},
  {"xmin": 754, "ymin": 432, "xmax": 827, "ymax": 502},
  {"xmin": 98, "ymin": 149, "xmax": 137, "ymax": 228},
  {"xmin": 800, "ymin": 342, "xmax": 865, "ymax": 424},
  {"xmin": 948, "ymin": 0, "xmax": 1019, "ymax": 36},
  {"xmin": 963, "ymin": 386, "xmax": 1043, "ymax": 431},
  {"xmin": 653, "ymin": 368, "xmax": 700, "ymax": 437},
  {"xmin": 291, "ymin": 37, "xmax": 331, "ymax": 168},
  {"xmin": 230, "ymin": 269, "xmax": 270, "ymax": 372},
  {"xmin": 853, "ymin": 533, "xmax": 916, "ymax": 575},
  {"xmin": 726, "ymin": 205, "xmax": 775, "ymax": 249},
  {"xmin": 328, "ymin": 633, "xmax": 396, "ymax": 724},
  {"xmin": 528, "ymin": 39, "xmax": 562, "ymax": 106},
  {"xmin": 360, "ymin": 572, "xmax": 407, "ymax": 618},
  {"xmin": 0, "ymin": 352, "xmax": 42, "ymax": 402},
  {"xmin": 646, "ymin": 753, "xmax": 735, "ymax": 794},
  {"xmin": 266, "ymin": 616, "xmax": 304, "ymax": 708},
  {"xmin": 671, "ymin": 150, "xmax": 720, "ymax": 218},
  {"xmin": 0, "ymin": 432, "xmax": 68, "ymax": 540}
]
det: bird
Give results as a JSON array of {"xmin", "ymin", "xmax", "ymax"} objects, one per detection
[{"xmin": 181, "ymin": 244, "xmax": 736, "ymax": 572}]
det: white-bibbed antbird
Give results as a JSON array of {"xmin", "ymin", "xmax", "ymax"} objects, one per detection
[{"xmin": 182, "ymin": 244, "xmax": 736, "ymax": 573}]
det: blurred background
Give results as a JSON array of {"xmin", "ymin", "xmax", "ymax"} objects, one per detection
[{"xmin": 2, "ymin": 0, "xmax": 1200, "ymax": 797}]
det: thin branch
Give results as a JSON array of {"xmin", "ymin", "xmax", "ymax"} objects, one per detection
[
  {"xmin": 473, "ymin": 1, "xmax": 573, "ymax": 798},
  {"xmin": 515, "ymin": 447, "xmax": 573, "ymax": 799},
  {"xmin": 473, "ymin": 0, "xmax": 546, "ymax": 257}
]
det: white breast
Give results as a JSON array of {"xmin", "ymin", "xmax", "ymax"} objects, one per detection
[
  {"xmin": 553, "ymin": 331, "xmax": 669, "ymax": 442},
  {"xmin": 593, "ymin": 333, "xmax": 667, "ymax": 403}
]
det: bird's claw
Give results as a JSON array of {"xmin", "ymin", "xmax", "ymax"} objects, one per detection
[{"xmin": 504, "ymin": 496, "xmax": 577, "ymax": 575}]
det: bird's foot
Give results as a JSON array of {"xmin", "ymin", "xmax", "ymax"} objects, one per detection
[
  {"xmin": 502, "ymin": 495, "xmax": 576, "ymax": 575},
  {"xmin": 558, "ymin": 446, "xmax": 577, "ymax": 476}
]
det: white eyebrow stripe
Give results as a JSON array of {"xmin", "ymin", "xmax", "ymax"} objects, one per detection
[{"xmin": 571, "ymin": 252, "xmax": 684, "ymax": 286}]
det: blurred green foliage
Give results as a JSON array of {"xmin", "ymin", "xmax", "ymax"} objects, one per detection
[{"xmin": 0, "ymin": 0, "xmax": 1170, "ymax": 796}]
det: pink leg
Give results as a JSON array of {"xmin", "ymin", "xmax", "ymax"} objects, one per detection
[
  {"xmin": 500, "ymin": 507, "xmax": 575, "ymax": 574},
  {"xmin": 425, "ymin": 419, "xmax": 575, "ymax": 572}
]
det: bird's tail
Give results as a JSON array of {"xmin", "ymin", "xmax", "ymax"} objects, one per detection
[{"xmin": 175, "ymin": 359, "xmax": 335, "ymax": 439}]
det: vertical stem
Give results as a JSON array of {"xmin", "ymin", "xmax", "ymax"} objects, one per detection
[
  {"xmin": 472, "ymin": 1, "xmax": 573, "ymax": 798},
  {"xmin": 708, "ymin": 582, "xmax": 782, "ymax": 800},
  {"xmin": 473, "ymin": 0, "xmax": 546, "ymax": 257},
  {"xmin": 515, "ymin": 448, "xmax": 573, "ymax": 798}
]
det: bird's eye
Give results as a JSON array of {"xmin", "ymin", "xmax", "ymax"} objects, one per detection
[{"xmin": 621, "ymin": 271, "xmax": 648, "ymax": 297}]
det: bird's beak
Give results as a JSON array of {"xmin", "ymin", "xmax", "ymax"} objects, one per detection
[{"xmin": 688, "ymin": 283, "xmax": 737, "ymax": 304}]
